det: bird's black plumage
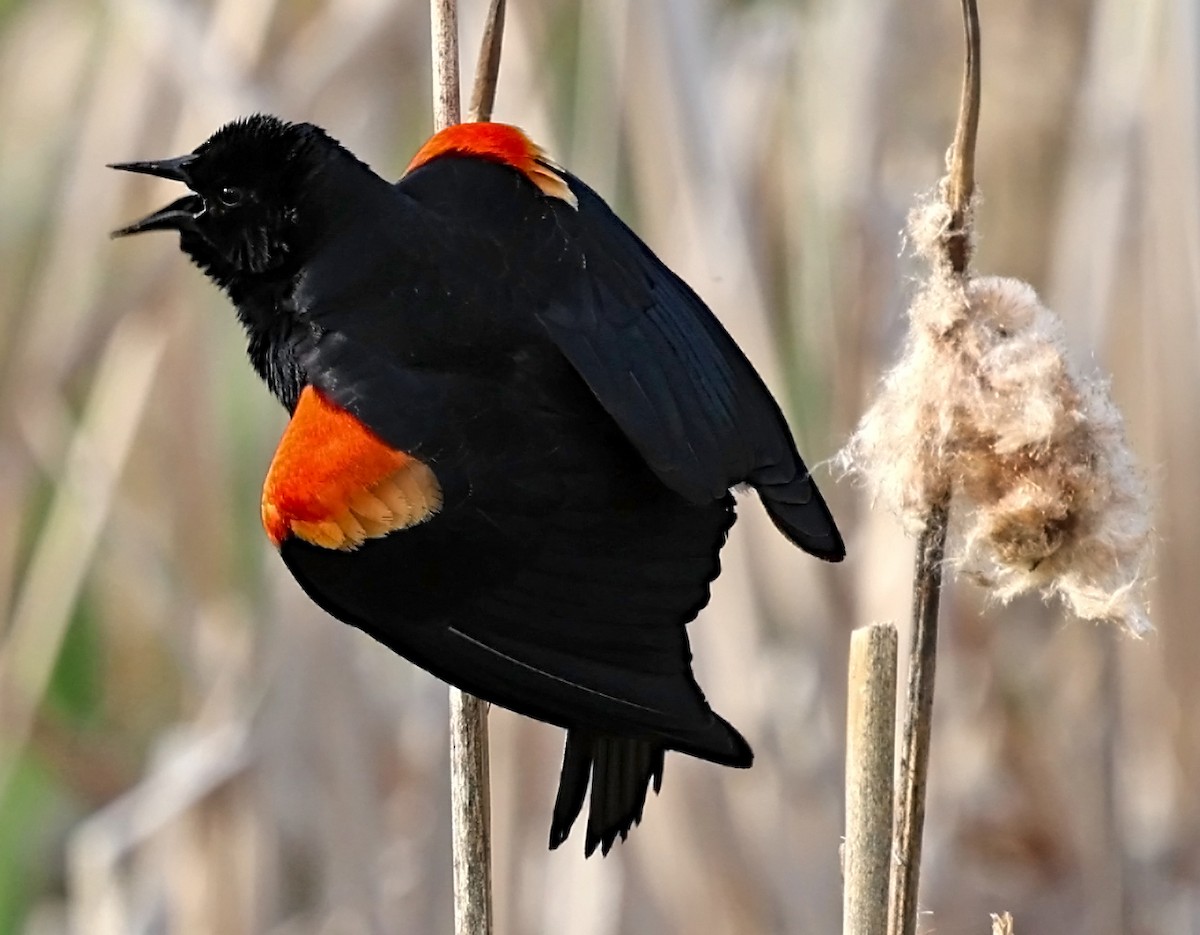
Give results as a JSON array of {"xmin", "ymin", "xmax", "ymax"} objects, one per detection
[{"xmin": 112, "ymin": 115, "xmax": 844, "ymax": 855}]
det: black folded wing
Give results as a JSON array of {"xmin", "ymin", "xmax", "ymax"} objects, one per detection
[
  {"xmin": 301, "ymin": 154, "xmax": 843, "ymax": 559},
  {"xmin": 529, "ymin": 171, "xmax": 843, "ymax": 559}
]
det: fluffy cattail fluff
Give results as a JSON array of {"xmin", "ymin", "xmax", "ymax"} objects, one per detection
[{"xmin": 841, "ymin": 190, "xmax": 1152, "ymax": 635}]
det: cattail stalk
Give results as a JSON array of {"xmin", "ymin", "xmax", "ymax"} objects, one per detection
[
  {"xmin": 888, "ymin": 496, "xmax": 950, "ymax": 935},
  {"xmin": 887, "ymin": 2, "xmax": 980, "ymax": 934}
]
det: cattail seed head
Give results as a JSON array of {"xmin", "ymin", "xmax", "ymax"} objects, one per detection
[{"xmin": 841, "ymin": 195, "xmax": 1152, "ymax": 635}]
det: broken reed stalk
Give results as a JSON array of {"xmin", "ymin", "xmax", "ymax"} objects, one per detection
[
  {"xmin": 844, "ymin": 623, "xmax": 899, "ymax": 935},
  {"xmin": 431, "ymin": 1, "xmax": 495, "ymax": 932},
  {"xmin": 887, "ymin": 3, "xmax": 980, "ymax": 935},
  {"xmin": 468, "ymin": 0, "xmax": 507, "ymax": 123}
]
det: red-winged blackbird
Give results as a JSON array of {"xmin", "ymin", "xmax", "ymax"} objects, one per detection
[{"xmin": 112, "ymin": 116, "xmax": 844, "ymax": 856}]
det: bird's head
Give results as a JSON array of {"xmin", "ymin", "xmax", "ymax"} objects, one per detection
[{"xmin": 111, "ymin": 115, "xmax": 342, "ymax": 283}]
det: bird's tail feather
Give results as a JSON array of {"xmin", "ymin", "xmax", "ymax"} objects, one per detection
[{"xmin": 549, "ymin": 730, "xmax": 665, "ymax": 857}]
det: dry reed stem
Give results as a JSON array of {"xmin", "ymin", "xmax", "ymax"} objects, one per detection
[
  {"xmin": 451, "ymin": 687, "xmax": 493, "ymax": 935},
  {"xmin": 431, "ymin": 0, "xmax": 462, "ymax": 127},
  {"xmin": 888, "ymin": 497, "xmax": 950, "ymax": 935},
  {"xmin": 468, "ymin": 0, "xmax": 507, "ymax": 123},
  {"xmin": 887, "ymin": 4, "xmax": 980, "ymax": 935},
  {"xmin": 945, "ymin": 0, "xmax": 981, "ymax": 275},
  {"xmin": 431, "ymin": 2, "xmax": 493, "ymax": 932},
  {"xmin": 844, "ymin": 623, "xmax": 898, "ymax": 935}
]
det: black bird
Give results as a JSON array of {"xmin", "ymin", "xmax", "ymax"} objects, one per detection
[{"xmin": 112, "ymin": 115, "xmax": 844, "ymax": 855}]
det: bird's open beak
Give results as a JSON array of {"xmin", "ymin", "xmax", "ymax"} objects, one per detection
[
  {"xmin": 110, "ymin": 155, "xmax": 201, "ymax": 237},
  {"xmin": 110, "ymin": 194, "xmax": 204, "ymax": 238}
]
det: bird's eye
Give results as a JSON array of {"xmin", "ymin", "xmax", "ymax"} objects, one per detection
[{"xmin": 217, "ymin": 186, "xmax": 245, "ymax": 207}]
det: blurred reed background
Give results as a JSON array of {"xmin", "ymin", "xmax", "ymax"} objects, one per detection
[{"xmin": 0, "ymin": 0, "xmax": 1195, "ymax": 932}]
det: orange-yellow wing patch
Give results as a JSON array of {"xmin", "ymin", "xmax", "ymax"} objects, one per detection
[
  {"xmin": 262, "ymin": 386, "xmax": 442, "ymax": 550},
  {"xmin": 405, "ymin": 122, "xmax": 578, "ymax": 209}
]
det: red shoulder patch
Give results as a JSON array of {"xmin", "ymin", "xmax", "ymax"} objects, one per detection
[
  {"xmin": 405, "ymin": 123, "xmax": 577, "ymax": 208},
  {"xmin": 262, "ymin": 386, "xmax": 442, "ymax": 550}
]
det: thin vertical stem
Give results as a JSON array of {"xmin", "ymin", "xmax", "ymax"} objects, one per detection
[
  {"xmin": 1096, "ymin": 635, "xmax": 1130, "ymax": 934},
  {"xmin": 431, "ymin": 0, "xmax": 462, "ymax": 129},
  {"xmin": 946, "ymin": 0, "xmax": 981, "ymax": 274},
  {"xmin": 430, "ymin": 3, "xmax": 491, "ymax": 933},
  {"xmin": 886, "ymin": 2, "xmax": 979, "ymax": 931},
  {"xmin": 450, "ymin": 688, "xmax": 493, "ymax": 935},
  {"xmin": 887, "ymin": 496, "xmax": 949, "ymax": 935},
  {"xmin": 844, "ymin": 623, "xmax": 898, "ymax": 935},
  {"xmin": 468, "ymin": 0, "xmax": 507, "ymax": 123}
]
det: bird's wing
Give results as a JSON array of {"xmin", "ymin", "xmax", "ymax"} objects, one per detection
[
  {"xmin": 404, "ymin": 157, "xmax": 844, "ymax": 558},
  {"xmin": 535, "ymin": 175, "xmax": 796, "ymax": 500},
  {"xmin": 300, "ymin": 154, "xmax": 842, "ymax": 558}
]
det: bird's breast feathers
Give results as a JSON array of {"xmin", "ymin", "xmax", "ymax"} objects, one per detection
[{"xmin": 261, "ymin": 385, "xmax": 442, "ymax": 550}]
